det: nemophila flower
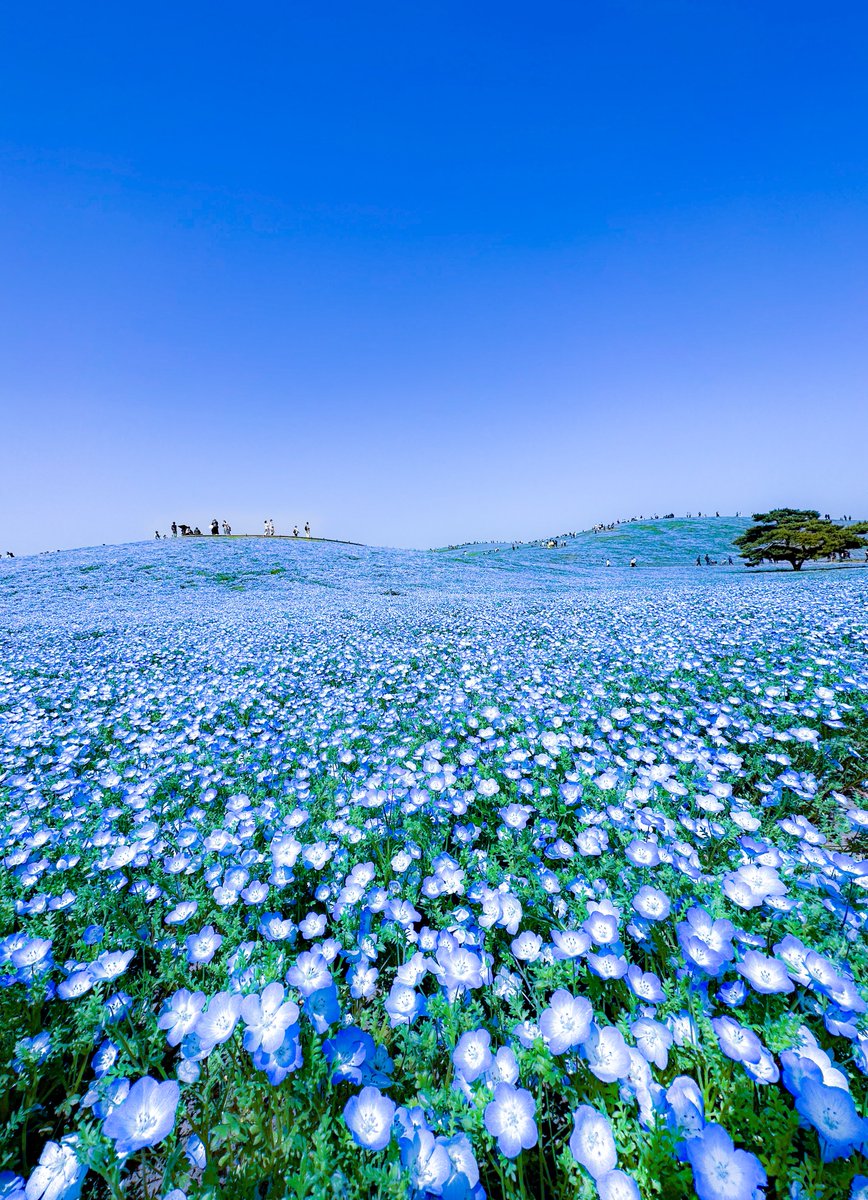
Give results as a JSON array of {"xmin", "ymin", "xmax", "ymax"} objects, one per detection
[
  {"xmin": 432, "ymin": 940, "xmax": 484, "ymax": 1000},
  {"xmin": 286, "ymin": 949, "xmax": 331, "ymax": 997},
  {"xmin": 570, "ymin": 1105, "xmax": 617, "ymax": 1180},
  {"xmin": 81, "ymin": 925, "xmax": 104, "ymax": 946},
  {"xmin": 395, "ymin": 951, "xmax": 428, "ymax": 988},
  {"xmin": 795, "ymin": 1078, "xmax": 868, "ymax": 1162},
  {"xmin": 103, "ymin": 992, "xmax": 133, "ymax": 1023},
  {"xmin": 626, "ymin": 965, "xmax": 665, "ymax": 1003},
  {"xmin": 551, "ymin": 929, "xmax": 591, "ymax": 959},
  {"xmin": 816, "ymin": 974, "xmax": 864, "ymax": 1012},
  {"xmin": 587, "ymin": 951, "xmax": 628, "ymax": 980},
  {"xmin": 631, "ymin": 1017, "xmax": 673, "ymax": 1070},
  {"xmin": 484, "ymin": 1083, "xmax": 537, "ymax": 1158},
  {"xmin": 349, "ymin": 959, "xmax": 379, "ymax": 1000},
  {"xmin": 440, "ymin": 1132, "xmax": 480, "ymax": 1196},
  {"xmin": 195, "ymin": 991, "xmax": 242, "ymax": 1047},
  {"xmin": 625, "ymin": 839, "xmax": 661, "ymax": 867},
  {"xmin": 323, "ymin": 1026, "xmax": 375, "ymax": 1085},
  {"xmin": 343, "ymin": 1086, "xmax": 395, "ymax": 1151},
  {"xmin": 683, "ymin": 1123, "xmax": 766, "ymax": 1200},
  {"xmin": 453, "ymin": 1029, "xmax": 493, "ymax": 1082},
  {"xmin": 632, "ymin": 885, "xmax": 671, "ymax": 921},
  {"xmin": 743, "ymin": 1047, "xmax": 780, "ymax": 1086},
  {"xmin": 384, "ymin": 981, "xmax": 426, "ymax": 1027},
  {"xmin": 510, "ymin": 931, "xmax": 542, "ymax": 962},
  {"xmin": 185, "ymin": 926, "xmax": 222, "ymax": 966},
  {"xmin": 487, "ymin": 1046, "xmax": 519, "ymax": 1085},
  {"xmin": 499, "ymin": 803, "xmax": 532, "ymax": 830},
  {"xmin": 711, "ymin": 1017, "xmax": 763, "ymax": 1066},
  {"xmin": 851, "ymin": 1177, "xmax": 868, "ymax": 1200},
  {"xmin": 717, "ymin": 980, "xmax": 747, "ymax": 1009},
  {"xmin": 240, "ymin": 982, "xmax": 300, "ymax": 1054},
  {"xmin": 721, "ymin": 875, "xmax": 763, "ymax": 910},
  {"xmin": 14, "ymin": 1032, "xmax": 52, "ymax": 1074},
  {"xmin": 253, "ymin": 1026, "xmax": 303, "ymax": 1085},
  {"xmin": 164, "ymin": 901, "xmax": 197, "ymax": 926},
  {"xmin": 304, "ymin": 982, "xmax": 340, "ymax": 1033},
  {"xmin": 583, "ymin": 903, "xmax": 620, "ymax": 945},
  {"xmin": 585, "ymin": 1025, "xmax": 631, "ymax": 1084},
  {"xmin": 11, "ymin": 938, "xmax": 52, "ymax": 972},
  {"xmin": 668, "ymin": 1011, "xmax": 699, "ymax": 1048},
  {"xmin": 597, "ymin": 1168, "xmax": 641, "ymax": 1200},
  {"xmin": 185, "ymin": 1134, "xmax": 206, "ymax": 1171},
  {"xmin": 539, "ymin": 989, "xmax": 593, "ymax": 1055},
  {"xmin": 402, "ymin": 1129, "xmax": 451, "ymax": 1195},
  {"xmin": 23, "ymin": 1135, "xmax": 85, "ymax": 1200},
  {"xmin": 102, "ymin": 1076, "xmax": 180, "ymax": 1156},
  {"xmin": 90, "ymin": 949, "xmax": 135, "ymax": 982},
  {"xmin": 736, "ymin": 950, "xmax": 794, "ymax": 995},
  {"xmin": 57, "ymin": 969, "xmax": 93, "ymax": 1001},
  {"xmin": 259, "ymin": 912, "xmax": 295, "ymax": 942},
  {"xmin": 91, "ymin": 1040, "xmax": 119, "ymax": 1079}
]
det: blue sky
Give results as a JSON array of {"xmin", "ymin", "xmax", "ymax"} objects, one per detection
[{"xmin": 2, "ymin": 1, "xmax": 867, "ymax": 554}]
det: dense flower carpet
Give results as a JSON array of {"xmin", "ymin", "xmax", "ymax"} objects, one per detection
[{"xmin": 0, "ymin": 539, "xmax": 866, "ymax": 1199}]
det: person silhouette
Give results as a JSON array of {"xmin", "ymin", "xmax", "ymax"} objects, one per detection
[{"xmin": 304, "ymin": 522, "xmax": 311, "ymax": 538}]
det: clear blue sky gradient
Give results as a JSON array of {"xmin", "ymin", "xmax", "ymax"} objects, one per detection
[{"xmin": 2, "ymin": 2, "xmax": 867, "ymax": 554}]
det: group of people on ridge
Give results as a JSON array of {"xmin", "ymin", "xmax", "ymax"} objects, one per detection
[{"xmin": 155, "ymin": 519, "xmax": 312, "ymax": 539}]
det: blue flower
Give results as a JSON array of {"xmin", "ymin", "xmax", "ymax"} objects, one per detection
[
  {"xmin": 483, "ymin": 1083, "xmax": 537, "ymax": 1159},
  {"xmin": 631, "ymin": 1018, "xmax": 673, "ymax": 1070},
  {"xmin": 711, "ymin": 1017, "xmax": 763, "ymax": 1066},
  {"xmin": 194, "ymin": 991, "xmax": 242, "ymax": 1047},
  {"xmin": 323, "ymin": 1026, "xmax": 375, "ymax": 1085},
  {"xmin": 343, "ymin": 1086, "xmax": 395, "ymax": 1151},
  {"xmin": 632, "ymin": 885, "xmax": 671, "ymax": 922},
  {"xmin": 597, "ymin": 1168, "xmax": 641, "ymax": 1200},
  {"xmin": 185, "ymin": 925, "xmax": 222, "ymax": 965},
  {"xmin": 157, "ymin": 989, "xmax": 205, "ymax": 1047},
  {"xmin": 683, "ymin": 1123, "xmax": 766, "ymax": 1200},
  {"xmin": 794, "ymin": 1078, "xmax": 868, "ymax": 1162},
  {"xmin": 736, "ymin": 950, "xmax": 794, "ymax": 995},
  {"xmin": 23, "ymin": 1136, "xmax": 85, "ymax": 1200},
  {"xmin": 102, "ymin": 1077, "xmax": 180, "ymax": 1156},
  {"xmin": 401, "ymin": 1129, "xmax": 451, "ymax": 1195},
  {"xmin": 585, "ymin": 1025, "xmax": 631, "ymax": 1083},
  {"xmin": 569, "ymin": 1105, "xmax": 617, "ymax": 1180},
  {"xmin": 453, "ymin": 1029, "xmax": 493, "ymax": 1082},
  {"xmin": 539, "ymin": 989, "xmax": 593, "ymax": 1055},
  {"xmin": 241, "ymin": 982, "xmax": 300, "ymax": 1054},
  {"xmin": 384, "ymin": 981, "xmax": 426, "ymax": 1028}
]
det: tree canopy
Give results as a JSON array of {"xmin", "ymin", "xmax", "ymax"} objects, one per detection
[{"xmin": 734, "ymin": 509, "xmax": 867, "ymax": 571}]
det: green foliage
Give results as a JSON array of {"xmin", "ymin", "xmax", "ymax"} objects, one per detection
[{"xmin": 734, "ymin": 508, "xmax": 868, "ymax": 570}]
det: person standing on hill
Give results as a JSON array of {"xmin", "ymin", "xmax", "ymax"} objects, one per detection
[
  {"xmin": 211, "ymin": 518, "xmax": 219, "ymax": 535},
  {"xmin": 171, "ymin": 521, "xmax": 178, "ymax": 537},
  {"xmin": 304, "ymin": 522, "xmax": 311, "ymax": 538}
]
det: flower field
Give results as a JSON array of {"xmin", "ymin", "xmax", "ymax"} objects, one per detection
[{"xmin": 1, "ymin": 537, "xmax": 867, "ymax": 1200}]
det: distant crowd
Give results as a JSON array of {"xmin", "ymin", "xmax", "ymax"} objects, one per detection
[{"xmin": 154, "ymin": 519, "xmax": 313, "ymax": 540}]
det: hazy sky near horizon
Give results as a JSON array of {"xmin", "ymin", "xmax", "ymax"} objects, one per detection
[{"xmin": 2, "ymin": 2, "xmax": 868, "ymax": 555}]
